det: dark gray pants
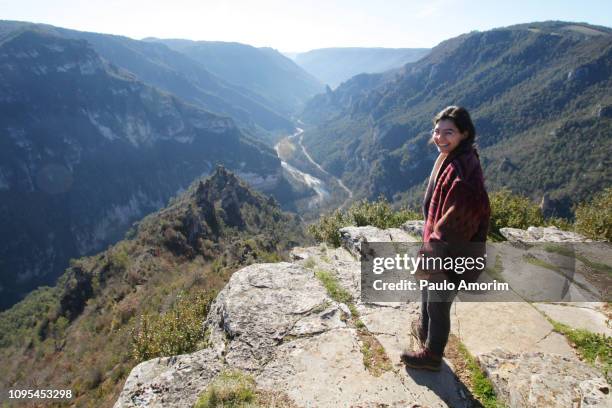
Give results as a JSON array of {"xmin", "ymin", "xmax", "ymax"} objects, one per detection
[{"xmin": 419, "ymin": 286, "xmax": 458, "ymax": 355}]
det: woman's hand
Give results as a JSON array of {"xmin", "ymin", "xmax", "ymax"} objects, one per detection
[
  {"xmin": 414, "ymin": 268, "xmax": 431, "ymax": 281},
  {"xmin": 414, "ymin": 267, "xmax": 447, "ymax": 282}
]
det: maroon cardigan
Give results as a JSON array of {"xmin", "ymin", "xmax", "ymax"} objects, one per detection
[{"xmin": 420, "ymin": 142, "xmax": 491, "ymax": 282}]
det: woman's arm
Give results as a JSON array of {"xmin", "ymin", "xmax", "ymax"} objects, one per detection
[{"xmin": 430, "ymin": 179, "xmax": 484, "ymax": 244}]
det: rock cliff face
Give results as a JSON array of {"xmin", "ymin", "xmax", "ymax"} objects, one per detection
[
  {"xmin": 115, "ymin": 222, "xmax": 611, "ymax": 407},
  {"xmin": 2, "ymin": 20, "xmax": 296, "ymax": 135}
]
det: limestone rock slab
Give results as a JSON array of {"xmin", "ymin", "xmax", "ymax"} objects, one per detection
[
  {"xmin": 339, "ymin": 226, "xmax": 419, "ymax": 258},
  {"xmin": 204, "ymin": 262, "xmax": 334, "ymax": 370},
  {"xmin": 401, "ymin": 220, "xmax": 425, "ymax": 239},
  {"xmin": 534, "ymin": 302, "xmax": 612, "ymax": 336},
  {"xmin": 451, "ymin": 302, "xmax": 574, "ymax": 356},
  {"xmin": 478, "ymin": 350, "xmax": 610, "ymax": 407},
  {"xmin": 113, "ymin": 348, "xmax": 223, "ymax": 408},
  {"xmin": 257, "ymin": 328, "xmax": 422, "ymax": 407}
]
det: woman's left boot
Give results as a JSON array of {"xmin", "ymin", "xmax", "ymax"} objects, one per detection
[{"xmin": 400, "ymin": 348, "xmax": 442, "ymax": 371}]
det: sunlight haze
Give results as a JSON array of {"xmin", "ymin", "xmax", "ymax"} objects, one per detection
[{"xmin": 1, "ymin": 0, "xmax": 611, "ymax": 52}]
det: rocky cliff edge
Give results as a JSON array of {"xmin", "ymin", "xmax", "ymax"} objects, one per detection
[{"xmin": 114, "ymin": 222, "xmax": 611, "ymax": 408}]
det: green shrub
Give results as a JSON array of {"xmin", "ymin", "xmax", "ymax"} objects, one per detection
[
  {"xmin": 544, "ymin": 216, "xmax": 574, "ymax": 232},
  {"xmin": 130, "ymin": 290, "xmax": 216, "ymax": 362},
  {"xmin": 489, "ymin": 189, "xmax": 545, "ymax": 240},
  {"xmin": 211, "ymin": 258, "xmax": 223, "ymax": 274},
  {"xmin": 574, "ymin": 188, "xmax": 612, "ymax": 241},
  {"xmin": 256, "ymin": 251, "xmax": 282, "ymax": 263},
  {"xmin": 50, "ymin": 316, "xmax": 69, "ymax": 351},
  {"xmin": 84, "ymin": 366, "xmax": 103, "ymax": 390},
  {"xmin": 307, "ymin": 209, "xmax": 346, "ymax": 247},
  {"xmin": 307, "ymin": 197, "xmax": 421, "ymax": 247},
  {"xmin": 107, "ymin": 244, "xmax": 130, "ymax": 273},
  {"xmin": 194, "ymin": 370, "xmax": 256, "ymax": 408},
  {"xmin": 303, "ymin": 258, "xmax": 316, "ymax": 269},
  {"xmin": 0, "ymin": 286, "xmax": 58, "ymax": 348}
]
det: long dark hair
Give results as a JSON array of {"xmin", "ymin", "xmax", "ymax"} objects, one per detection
[{"xmin": 431, "ymin": 106, "xmax": 477, "ymax": 152}]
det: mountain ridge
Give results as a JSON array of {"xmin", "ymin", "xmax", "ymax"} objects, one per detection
[
  {"xmin": 300, "ymin": 21, "xmax": 612, "ymax": 216},
  {"xmin": 147, "ymin": 37, "xmax": 325, "ymax": 117},
  {"xmin": 290, "ymin": 47, "xmax": 430, "ymax": 88},
  {"xmin": 0, "ymin": 166, "xmax": 304, "ymax": 406},
  {"xmin": 0, "ymin": 20, "xmax": 297, "ymax": 138},
  {"xmin": 0, "ymin": 28, "xmax": 288, "ymax": 310}
]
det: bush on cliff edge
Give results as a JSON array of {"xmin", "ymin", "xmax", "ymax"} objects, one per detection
[
  {"xmin": 307, "ymin": 197, "xmax": 421, "ymax": 247},
  {"xmin": 574, "ymin": 187, "xmax": 612, "ymax": 241}
]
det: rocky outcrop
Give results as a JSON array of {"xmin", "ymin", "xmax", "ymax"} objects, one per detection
[
  {"xmin": 400, "ymin": 220, "xmax": 425, "ymax": 238},
  {"xmin": 113, "ymin": 349, "xmax": 223, "ymax": 408},
  {"xmin": 339, "ymin": 225, "xmax": 419, "ymax": 257},
  {"xmin": 115, "ymin": 223, "xmax": 611, "ymax": 407},
  {"xmin": 479, "ymin": 350, "xmax": 610, "ymax": 407},
  {"xmin": 115, "ymin": 247, "xmax": 466, "ymax": 407},
  {"xmin": 204, "ymin": 262, "xmax": 336, "ymax": 371},
  {"xmin": 500, "ymin": 226, "xmax": 592, "ymax": 242},
  {"xmin": 597, "ymin": 104, "xmax": 612, "ymax": 118}
]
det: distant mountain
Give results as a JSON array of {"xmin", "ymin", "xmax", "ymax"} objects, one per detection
[
  {"xmin": 148, "ymin": 38, "xmax": 325, "ymax": 116},
  {"xmin": 0, "ymin": 20, "xmax": 294, "ymax": 138},
  {"xmin": 0, "ymin": 166, "xmax": 304, "ymax": 406},
  {"xmin": 300, "ymin": 21, "xmax": 612, "ymax": 216},
  {"xmin": 0, "ymin": 28, "xmax": 289, "ymax": 310},
  {"xmin": 290, "ymin": 47, "xmax": 430, "ymax": 88}
]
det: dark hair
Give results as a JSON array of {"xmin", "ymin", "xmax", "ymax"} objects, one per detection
[{"xmin": 431, "ymin": 106, "xmax": 476, "ymax": 148}]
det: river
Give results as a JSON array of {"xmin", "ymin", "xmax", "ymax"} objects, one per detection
[{"xmin": 274, "ymin": 127, "xmax": 353, "ymax": 209}]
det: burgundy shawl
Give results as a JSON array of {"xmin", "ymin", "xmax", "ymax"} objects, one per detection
[{"xmin": 420, "ymin": 142, "xmax": 491, "ymax": 282}]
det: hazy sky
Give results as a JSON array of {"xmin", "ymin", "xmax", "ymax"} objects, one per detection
[{"xmin": 2, "ymin": 0, "xmax": 611, "ymax": 52}]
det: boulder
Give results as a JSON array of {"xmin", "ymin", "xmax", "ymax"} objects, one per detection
[
  {"xmin": 204, "ymin": 262, "xmax": 335, "ymax": 370},
  {"xmin": 401, "ymin": 220, "xmax": 424, "ymax": 239},
  {"xmin": 339, "ymin": 225, "xmax": 418, "ymax": 258},
  {"xmin": 500, "ymin": 226, "xmax": 592, "ymax": 242},
  {"xmin": 113, "ymin": 348, "xmax": 223, "ymax": 408},
  {"xmin": 533, "ymin": 302, "xmax": 612, "ymax": 336}
]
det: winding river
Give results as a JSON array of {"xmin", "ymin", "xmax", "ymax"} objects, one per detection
[{"xmin": 274, "ymin": 127, "xmax": 353, "ymax": 209}]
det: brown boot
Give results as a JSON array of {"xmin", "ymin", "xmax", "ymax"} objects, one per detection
[
  {"xmin": 400, "ymin": 348, "xmax": 442, "ymax": 371},
  {"xmin": 410, "ymin": 319, "xmax": 426, "ymax": 348}
]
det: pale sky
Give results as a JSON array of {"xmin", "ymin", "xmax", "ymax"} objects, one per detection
[{"xmin": 1, "ymin": 0, "xmax": 611, "ymax": 52}]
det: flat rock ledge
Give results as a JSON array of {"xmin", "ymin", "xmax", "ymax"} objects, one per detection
[
  {"xmin": 114, "ymin": 261, "xmax": 451, "ymax": 407},
  {"xmin": 115, "ymin": 223, "xmax": 610, "ymax": 408}
]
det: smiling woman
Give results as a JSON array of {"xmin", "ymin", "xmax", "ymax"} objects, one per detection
[{"xmin": 401, "ymin": 105, "xmax": 491, "ymax": 372}]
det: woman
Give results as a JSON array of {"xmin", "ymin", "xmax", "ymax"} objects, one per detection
[{"xmin": 401, "ymin": 106, "xmax": 490, "ymax": 371}]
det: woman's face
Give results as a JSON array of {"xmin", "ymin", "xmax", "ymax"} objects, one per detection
[{"xmin": 432, "ymin": 119, "xmax": 467, "ymax": 154}]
